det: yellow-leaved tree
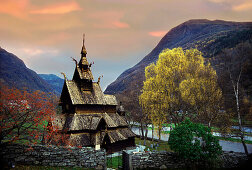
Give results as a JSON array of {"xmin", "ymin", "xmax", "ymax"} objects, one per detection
[{"xmin": 139, "ymin": 48, "xmax": 222, "ymax": 131}]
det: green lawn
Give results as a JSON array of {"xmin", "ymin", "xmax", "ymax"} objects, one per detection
[
  {"xmin": 215, "ymin": 136, "xmax": 252, "ymax": 144},
  {"xmin": 135, "ymin": 137, "xmax": 172, "ymax": 152},
  {"xmin": 107, "ymin": 155, "xmax": 122, "ymax": 169}
]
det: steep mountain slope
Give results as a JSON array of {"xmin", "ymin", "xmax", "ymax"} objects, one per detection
[
  {"xmin": 105, "ymin": 19, "xmax": 252, "ymax": 94},
  {"xmin": 0, "ymin": 47, "xmax": 53, "ymax": 93},
  {"xmin": 39, "ymin": 74, "xmax": 64, "ymax": 95}
]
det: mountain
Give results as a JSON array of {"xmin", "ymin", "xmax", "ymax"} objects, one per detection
[
  {"xmin": 105, "ymin": 19, "xmax": 252, "ymax": 95},
  {"xmin": 0, "ymin": 47, "xmax": 53, "ymax": 93},
  {"xmin": 39, "ymin": 74, "xmax": 64, "ymax": 95}
]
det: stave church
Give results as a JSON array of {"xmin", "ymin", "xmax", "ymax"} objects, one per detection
[{"xmin": 55, "ymin": 35, "xmax": 135, "ymax": 153}]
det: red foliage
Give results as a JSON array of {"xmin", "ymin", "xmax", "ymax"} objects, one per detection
[{"xmin": 0, "ymin": 84, "xmax": 64, "ymax": 147}]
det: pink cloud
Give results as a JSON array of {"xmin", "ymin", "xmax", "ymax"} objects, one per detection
[
  {"xmin": 232, "ymin": 1, "xmax": 252, "ymax": 11},
  {"xmin": 112, "ymin": 21, "xmax": 130, "ymax": 28},
  {"xmin": 0, "ymin": 0, "xmax": 29, "ymax": 18},
  {"xmin": 30, "ymin": 0, "xmax": 82, "ymax": 15},
  {"xmin": 89, "ymin": 11, "xmax": 130, "ymax": 29},
  {"xmin": 149, "ymin": 31, "xmax": 167, "ymax": 37}
]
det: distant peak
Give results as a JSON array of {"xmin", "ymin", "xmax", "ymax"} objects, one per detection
[{"xmin": 182, "ymin": 19, "xmax": 245, "ymax": 26}]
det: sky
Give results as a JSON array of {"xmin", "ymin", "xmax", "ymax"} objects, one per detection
[{"xmin": 0, "ymin": 0, "xmax": 252, "ymax": 91}]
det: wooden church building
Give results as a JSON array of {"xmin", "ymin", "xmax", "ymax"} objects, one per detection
[{"xmin": 57, "ymin": 35, "xmax": 135, "ymax": 153}]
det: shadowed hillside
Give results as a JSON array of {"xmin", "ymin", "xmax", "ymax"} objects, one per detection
[{"xmin": 0, "ymin": 47, "xmax": 53, "ymax": 93}]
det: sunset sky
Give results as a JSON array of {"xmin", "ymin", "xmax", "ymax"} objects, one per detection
[{"xmin": 1, "ymin": 0, "xmax": 251, "ymax": 90}]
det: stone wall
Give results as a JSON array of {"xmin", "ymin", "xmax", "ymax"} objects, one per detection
[
  {"xmin": 0, "ymin": 144, "xmax": 106, "ymax": 169},
  {"xmin": 126, "ymin": 150, "xmax": 249, "ymax": 169},
  {"xmin": 130, "ymin": 151, "xmax": 185, "ymax": 169}
]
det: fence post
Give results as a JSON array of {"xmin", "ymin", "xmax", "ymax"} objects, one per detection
[{"xmin": 123, "ymin": 150, "xmax": 132, "ymax": 170}]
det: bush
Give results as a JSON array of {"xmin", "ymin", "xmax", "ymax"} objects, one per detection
[{"xmin": 168, "ymin": 119, "xmax": 222, "ymax": 161}]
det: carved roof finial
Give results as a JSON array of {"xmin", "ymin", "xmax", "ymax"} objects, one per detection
[
  {"xmin": 61, "ymin": 72, "xmax": 67, "ymax": 81},
  {"xmin": 71, "ymin": 57, "xmax": 78, "ymax": 67},
  {"xmin": 97, "ymin": 75, "xmax": 103, "ymax": 84}
]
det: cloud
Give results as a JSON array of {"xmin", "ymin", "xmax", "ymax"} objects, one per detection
[
  {"xmin": 112, "ymin": 21, "xmax": 130, "ymax": 28},
  {"xmin": 0, "ymin": 0, "xmax": 29, "ymax": 18},
  {"xmin": 208, "ymin": 0, "xmax": 252, "ymax": 12},
  {"xmin": 149, "ymin": 31, "xmax": 167, "ymax": 37},
  {"xmin": 232, "ymin": 1, "xmax": 252, "ymax": 11},
  {"xmin": 89, "ymin": 11, "xmax": 130, "ymax": 29},
  {"xmin": 30, "ymin": 0, "xmax": 82, "ymax": 14},
  {"xmin": 208, "ymin": 0, "xmax": 227, "ymax": 3}
]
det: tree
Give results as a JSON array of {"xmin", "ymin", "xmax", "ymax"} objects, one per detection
[
  {"xmin": 116, "ymin": 81, "xmax": 151, "ymax": 144},
  {"xmin": 220, "ymin": 42, "xmax": 252, "ymax": 156},
  {"xmin": 139, "ymin": 48, "xmax": 222, "ymax": 130},
  {"xmin": 168, "ymin": 118, "xmax": 222, "ymax": 161},
  {"xmin": 179, "ymin": 61, "xmax": 222, "ymax": 127},
  {"xmin": 0, "ymin": 84, "xmax": 58, "ymax": 147}
]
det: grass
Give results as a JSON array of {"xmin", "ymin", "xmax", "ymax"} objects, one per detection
[
  {"xmin": 3, "ymin": 120, "xmax": 49, "ymax": 145},
  {"xmin": 231, "ymin": 119, "xmax": 252, "ymax": 126},
  {"xmin": 135, "ymin": 137, "xmax": 173, "ymax": 152},
  {"xmin": 216, "ymin": 136, "xmax": 252, "ymax": 144},
  {"xmin": 107, "ymin": 155, "xmax": 122, "ymax": 169}
]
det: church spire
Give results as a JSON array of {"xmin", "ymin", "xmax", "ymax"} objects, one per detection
[
  {"xmin": 79, "ymin": 34, "xmax": 89, "ymax": 67},
  {"xmin": 81, "ymin": 33, "xmax": 87, "ymax": 57}
]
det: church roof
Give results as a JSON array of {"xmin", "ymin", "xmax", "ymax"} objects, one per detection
[
  {"xmin": 68, "ymin": 128, "xmax": 135, "ymax": 146},
  {"xmin": 76, "ymin": 67, "xmax": 94, "ymax": 80},
  {"xmin": 64, "ymin": 114, "xmax": 102, "ymax": 131},
  {"xmin": 52, "ymin": 113, "xmax": 135, "ymax": 145},
  {"xmin": 54, "ymin": 112, "xmax": 128, "ymax": 132},
  {"xmin": 64, "ymin": 80, "xmax": 117, "ymax": 105},
  {"xmin": 103, "ymin": 112, "xmax": 128, "ymax": 127},
  {"xmin": 69, "ymin": 133, "xmax": 91, "ymax": 146}
]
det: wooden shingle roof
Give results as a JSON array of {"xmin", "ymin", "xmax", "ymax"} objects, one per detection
[
  {"xmin": 65, "ymin": 80, "xmax": 117, "ymax": 105},
  {"xmin": 60, "ymin": 112, "xmax": 128, "ymax": 131},
  {"xmin": 108, "ymin": 130, "xmax": 127, "ymax": 143},
  {"xmin": 103, "ymin": 112, "xmax": 128, "ymax": 127},
  {"xmin": 76, "ymin": 67, "xmax": 94, "ymax": 80},
  {"xmin": 69, "ymin": 133, "xmax": 91, "ymax": 146},
  {"xmin": 64, "ymin": 114, "xmax": 102, "ymax": 131}
]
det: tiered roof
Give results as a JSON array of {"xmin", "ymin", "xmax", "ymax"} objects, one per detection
[
  {"xmin": 57, "ymin": 35, "xmax": 135, "ymax": 148},
  {"xmin": 63, "ymin": 80, "xmax": 117, "ymax": 105}
]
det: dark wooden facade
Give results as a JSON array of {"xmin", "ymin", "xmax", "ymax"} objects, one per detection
[{"xmin": 56, "ymin": 36, "xmax": 135, "ymax": 153}]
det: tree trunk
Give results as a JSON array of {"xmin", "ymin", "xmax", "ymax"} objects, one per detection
[
  {"xmin": 236, "ymin": 95, "xmax": 249, "ymax": 155},
  {"xmin": 144, "ymin": 124, "xmax": 148, "ymax": 146},
  {"xmin": 140, "ymin": 122, "xmax": 144, "ymax": 140},
  {"xmin": 152, "ymin": 124, "xmax": 154, "ymax": 142},
  {"xmin": 208, "ymin": 120, "xmax": 211, "ymax": 128},
  {"xmin": 158, "ymin": 126, "xmax": 161, "ymax": 141},
  {"xmin": 234, "ymin": 70, "xmax": 248, "ymax": 156}
]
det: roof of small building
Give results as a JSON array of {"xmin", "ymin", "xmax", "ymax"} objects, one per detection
[{"xmin": 64, "ymin": 80, "xmax": 117, "ymax": 105}]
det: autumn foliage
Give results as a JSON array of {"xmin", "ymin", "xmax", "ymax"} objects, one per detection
[
  {"xmin": 139, "ymin": 48, "xmax": 223, "ymax": 128},
  {"xmin": 0, "ymin": 84, "xmax": 65, "ymax": 147}
]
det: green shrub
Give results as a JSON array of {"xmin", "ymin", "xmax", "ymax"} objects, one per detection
[{"xmin": 168, "ymin": 118, "xmax": 222, "ymax": 161}]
